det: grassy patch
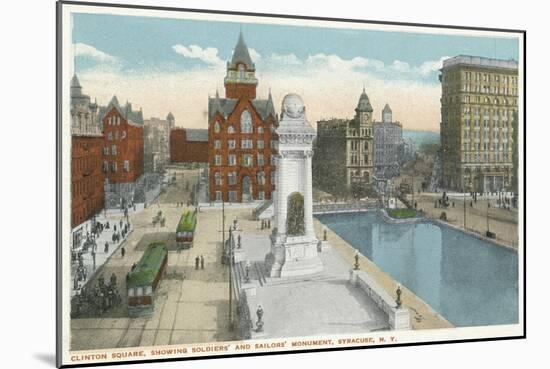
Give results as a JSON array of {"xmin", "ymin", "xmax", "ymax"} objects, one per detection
[{"xmin": 386, "ymin": 208, "xmax": 418, "ymax": 219}]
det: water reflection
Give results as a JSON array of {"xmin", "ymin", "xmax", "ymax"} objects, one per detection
[{"xmin": 316, "ymin": 212, "xmax": 518, "ymax": 327}]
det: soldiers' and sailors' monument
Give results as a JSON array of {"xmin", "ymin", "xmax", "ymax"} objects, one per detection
[{"xmin": 265, "ymin": 93, "xmax": 324, "ymax": 277}]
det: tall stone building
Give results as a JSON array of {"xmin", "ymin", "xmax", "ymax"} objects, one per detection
[
  {"xmin": 143, "ymin": 113, "xmax": 173, "ymax": 173},
  {"xmin": 373, "ymin": 104, "xmax": 403, "ymax": 179},
  {"xmin": 207, "ymin": 31, "xmax": 278, "ymax": 202},
  {"xmin": 70, "ymin": 75, "xmax": 104, "ymax": 241},
  {"xmin": 314, "ymin": 88, "xmax": 375, "ymax": 194},
  {"xmin": 99, "ymin": 96, "xmax": 145, "ymax": 208},
  {"xmin": 439, "ymin": 55, "xmax": 518, "ymax": 192}
]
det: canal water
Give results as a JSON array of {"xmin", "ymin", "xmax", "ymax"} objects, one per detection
[{"xmin": 316, "ymin": 212, "xmax": 518, "ymax": 327}]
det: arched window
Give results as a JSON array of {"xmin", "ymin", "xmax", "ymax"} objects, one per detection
[
  {"xmin": 257, "ymin": 171, "xmax": 265, "ymax": 185},
  {"xmin": 240, "ymin": 110, "xmax": 252, "ymax": 133},
  {"xmin": 228, "ymin": 125, "xmax": 235, "ymax": 134},
  {"xmin": 214, "ymin": 122, "xmax": 220, "ymax": 133},
  {"xmin": 238, "ymin": 64, "xmax": 245, "ymax": 79}
]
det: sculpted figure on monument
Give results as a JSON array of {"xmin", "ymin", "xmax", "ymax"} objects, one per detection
[{"xmin": 287, "ymin": 192, "xmax": 305, "ymax": 236}]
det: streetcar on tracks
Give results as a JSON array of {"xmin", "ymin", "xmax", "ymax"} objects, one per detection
[
  {"xmin": 126, "ymin": 242, "xmax": 168, "ymax": 317},
  {"xmin": 175, "ymin": 210, "xmax": 197, "ymax": 248}
]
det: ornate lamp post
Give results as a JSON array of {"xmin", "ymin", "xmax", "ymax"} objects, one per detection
[
  {"xmin": 396, "ymin": 284, "xmax": 402, "ymax": 309},
  {"xmin": 256, "ymin": 305, "xmax": 264, "ymax": 332}
]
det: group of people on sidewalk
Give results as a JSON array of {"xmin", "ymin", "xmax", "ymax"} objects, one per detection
[{"xmin": 195, "ymin": 255, "xmax": 205, "ymax": 270}]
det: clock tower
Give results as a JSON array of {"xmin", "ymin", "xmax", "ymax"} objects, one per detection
[{"xmin": 224, "ymin": 31, "xmax": 258, "ymax": 100}]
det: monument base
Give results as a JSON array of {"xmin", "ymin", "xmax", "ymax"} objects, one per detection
[{"xmin": 265, "ymin": 234, "xmax": 323, "ymax": 278}]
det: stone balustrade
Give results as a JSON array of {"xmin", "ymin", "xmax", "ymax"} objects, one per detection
[{"xmin": 349, "ymin": 269, "xmax": 410, "ymax": 330}]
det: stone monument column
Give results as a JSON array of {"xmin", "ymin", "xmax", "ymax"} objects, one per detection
[
  {"xmin": 304, "ymin": 151, "xmax": 314, "ymax": 238},
  {"xmin": 276, "ymin": 152, "xmax": 286, "ymax": 236},
  {"xmin": 265, "ymin": 93, "xmax": 323, "ymax": 278}
]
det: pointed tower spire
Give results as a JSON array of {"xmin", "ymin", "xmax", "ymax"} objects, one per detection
[
  {"xmin": 266, "ymin": 87, "xmax": 275, "ymax": 118},
  {"xmin": 229, "ymin": 30, "xmax": 255, "ymax": 70}
]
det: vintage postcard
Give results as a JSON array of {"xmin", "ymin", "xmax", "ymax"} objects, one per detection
[{"xmin": 57, "ymin": 1, "xmax": 525, "ymax": 367}]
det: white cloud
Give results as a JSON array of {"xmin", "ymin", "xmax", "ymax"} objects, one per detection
[
  {"xmin": 172, "ymin": 44, "xmax": 224, "ymax": 67},
  {"xmin": 73, "ymin": 43, "xmax": 118, "ymax": 63},
  {"xmin": 78, "ymin": 50, "xmax": 445, "ymax": 132},
  {"xmin": 248, "ymin": 48, "xmax": 262, "ymax": 61},
  {"xmin": 418, "ymin": 56, "xmax": 449, "ymax": 76},
  {"xmin": 391, "ymin": 60, "xmax": 411, "ymax": 72}
]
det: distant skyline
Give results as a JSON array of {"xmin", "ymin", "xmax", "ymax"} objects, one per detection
[{"xmin": 72, "ymin": 12, "xmax": 520, "ymax": 132}]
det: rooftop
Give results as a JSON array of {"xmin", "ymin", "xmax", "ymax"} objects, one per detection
[{"xmin": 442, "ymin": 55, "xmax": 518, "ymax": 70}]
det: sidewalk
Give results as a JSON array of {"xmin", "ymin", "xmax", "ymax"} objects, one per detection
[{"xmin": 70, "ymin": 211, "xmax": 137, "ymax": 298}]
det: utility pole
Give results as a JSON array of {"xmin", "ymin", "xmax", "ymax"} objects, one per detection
[
  {"xmin": 487, "ymin": 198, "xmax": 491, "ymax": 234},
  {"xmin": 463, "ymin": 180, "xmax": 466, "ymax": 229}
]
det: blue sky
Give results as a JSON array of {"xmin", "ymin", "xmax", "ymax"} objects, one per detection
[{"xmin": 72, "ymin": 12, "xmax": 520, "ymax": 131}]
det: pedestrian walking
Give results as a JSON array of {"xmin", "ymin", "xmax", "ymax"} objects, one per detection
[
  {"xmin": 200, "ymin": 255, "xmax": 205, "ymax": 270},
  {"xmin": 195, "ymin": 256, "xmax": 200, "ymax": 270},
  {"xmin": 121, "ymin": 246, "xmax": 125, "ymax": 258},
  {"xmin": 104, "ymin": 242, "xmax": 109, "ymax": 253}
]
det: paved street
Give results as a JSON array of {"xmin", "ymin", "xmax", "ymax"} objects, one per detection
[
  {"xmin": 412, "ymin": 192, "xmax": 518, "ymax": 248},
  {"xmin": 70, "ymin": 167, "xmax": 236, "ymax": 350}
]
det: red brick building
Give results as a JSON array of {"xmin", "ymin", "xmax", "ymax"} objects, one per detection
[
  {"xmin": 70, "ymin": 75, "xmax": 104, "ymax": 229},
  {"xmin": 208, "ymin": 32, "xmax": 278, "ymax": 202},
  {"xmin": 99, "ymin": 96, "xmax": 145, "ymax": 207},
  {"xmin": 170, "ymin": 128, "xmax": 209, "ymax": 163}
]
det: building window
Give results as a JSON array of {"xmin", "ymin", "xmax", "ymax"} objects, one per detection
[
  {"xmin": 228, "ymin": 125, "xmax": 235, "ymax": 134},
  {"xmin": 103, "ymin": 161, "xmax": 108, "ymax": 173},
  {"xmin": 228, "ymin": 172, "xmax": 237, "ymax": 185},
  {"xmin": 103, "ymin": 146, "xmax": 109, "ymax": 155},
  {"xmin": 270, "ymin": 140, "xmax": 277, "ymax": 149},
  {"xmin": 228, "ymin": 140, "xmax": 236, "ymax": 149},
  {"xmin": 107, "ymin": 132, "xmax": 113, "ymax": 141},
  {"xmin": 214, "ymin": 122, "xmax": 220, "ymax": 133},
  {"xmin": 257, "ymin": 140, "xmax": 264, "ymax": 149},
  {"xmin": 270, "ymin": 155, "xmax": 276, "ymax": 165},
  {"xmin": 145, "ymin": 286, "xmax": 153, "ymax": 295},
  {"xmin": 242, "ymin": 154, "xmax": 253, "ymax": 167},
  {"xmin": 214, "ymin": 140, "xmax": 221, "ymax": 149},
  {"xmin": 258, "ymin": 191, "xmax": 265, "ymax": 200},
  {"xmin": 111, "ymin": 145, "xmax": 117, "ymax": 155},
  {"xmin": 257, "ymin": 171, "xmax": 265, "ymax": 185},
  {"xmin": 240, "ymin": 110, "xmax": 253, "ymax": 133},
  {"xmin": 214, "ymin": 172, "xmax": 222, "ymax": 186},
  {"xmin": 228, "ymin": 155, "xmax": 236, "ymax": 166},
  {"xmin": 215, "ymin": 191, "xmax": 222, "ymax": 201},
  {"xmin": 124, "ymin": 160, "xmax": 129, "ymax": 172},
  {"xmin": 241, "ymin": 139, "xmax": 253, "ymax": 149},
  {"xmin": 257, "ymin": 126, "xmax": 264, "ymax": 134},
  {"xmin": 214, "ymin": 155, "xmax": 221, "ymax": 166},
  {"xmin": 111, "ymin": 162, "xmax": 117, "ymax": 172},
  {"xmin": 257, "ymin": 154, "xmax": 264, "ymax": 166},
  {"xmin": 229, "ymin": 191, "xmax": 237, "ymax": 202}
]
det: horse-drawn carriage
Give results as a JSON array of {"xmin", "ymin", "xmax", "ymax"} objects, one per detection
[{"xmin": 152, "ymin": 210, "xmax": 165, "ymax": 227}]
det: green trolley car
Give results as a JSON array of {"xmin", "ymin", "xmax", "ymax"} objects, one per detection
[
  {"xmin": 126, "ymin": 242, "xmax": 168, "ymax": 317},
  {"xmin": 176, "ymin": 210, "xmax": 197, "ymax": 248}
]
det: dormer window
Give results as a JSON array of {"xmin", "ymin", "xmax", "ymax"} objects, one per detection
[
  {"xmin": 238, "ymin": 64, "xmax": 245, "ymax": 79},
  {"xmin": 228, "ymin": 125, "xmax": 235, "ymax": 134},
  {"xmin": 214, "ymin": 122, "xmax": 220, "ymax": 134}
]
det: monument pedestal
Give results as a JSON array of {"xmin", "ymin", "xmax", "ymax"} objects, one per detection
[{"xmin": 266, "ymin": 234, "xmax": 323, "ymax": 277}]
